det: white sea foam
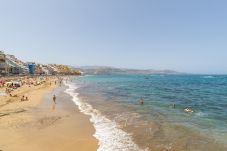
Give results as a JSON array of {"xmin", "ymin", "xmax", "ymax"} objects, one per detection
[
  {"xmin": 203, "ymin": 76, "xmax": 215, "ymax": 79},
  {"xmin": 195, "ymin": 111, "xmax": 208, "ymax": 117},
  {"xmin": 64, "ymin": 82, "xmax": 147, "ymax": 151}
]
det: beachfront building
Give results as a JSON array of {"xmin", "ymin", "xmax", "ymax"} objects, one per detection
[
  {"xmin": 1, "ymin": 51, "xmax": 81, "ymax": 76},
  {"xmin": 0, "ymin": 51, "xmax": 9, "ymax": 75},
  {"xmin": 39, "ymin": 65, "xmax": 52, "ymax": 75},
  {"xmin": 6, "ymin": 55, "xmax": 29, "ymax": 75},
  {"xmin": 28, "ymin": 62, "xmax": 36, "ymax": 74},
  {"xmin": 35, "ymin": 64, "xmax": 47, "ymax": 75},
  {"xmin": 47, "ymin": 64, "xmax": 59, "ymax": 75}
]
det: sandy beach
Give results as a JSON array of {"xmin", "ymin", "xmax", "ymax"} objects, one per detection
[{"xmin": 0, "ymin": 77, "xmax": 98, "ymax": 151}]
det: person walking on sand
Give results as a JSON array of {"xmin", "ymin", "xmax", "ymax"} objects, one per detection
[{"xmin": 53, "ymin": 95, "xmax": 57, "ymax": 104}]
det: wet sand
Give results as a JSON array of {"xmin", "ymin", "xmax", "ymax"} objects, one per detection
[{"xmin": 0, "ymin": 79, "xmax": 98, "ymax": 151}]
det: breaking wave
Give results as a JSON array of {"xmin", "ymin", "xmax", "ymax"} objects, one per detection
[{"xmin": 64, "ymin": 82, "xmax": 147, "ymax": 151}]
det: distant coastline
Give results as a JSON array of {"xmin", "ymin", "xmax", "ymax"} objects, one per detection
[{"xmin": 73, "ymin": 66, "xmax": 181, "ymax": 75}]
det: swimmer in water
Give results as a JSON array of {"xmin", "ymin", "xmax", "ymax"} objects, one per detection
[
  {"xmin": 139, "ymin": 98, "xmax": 144, "ymax": 105},
  {"xmin": 172, "ymin": 103, "xmax": 176, "ymax": 108},
  {"xmin": 184, "ymin": 107, "xmax": 193, "ymax": 113}
]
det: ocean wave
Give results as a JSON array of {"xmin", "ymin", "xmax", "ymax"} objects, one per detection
[
  {"xmin": 203, "ymin": 76, "xmax": 215, "ymax": 79},
  {"xmin": 195, "ymin": 111, "xmax": 208, "ymax": 117},
  {"xmin": 64, "ymin": 81, "xmax": 147, "ymax": 151}
]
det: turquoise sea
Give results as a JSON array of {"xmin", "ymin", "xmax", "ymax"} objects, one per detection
[{"xmin": 66, "ymin": 74, "xmax": 227, "ymax": 151}]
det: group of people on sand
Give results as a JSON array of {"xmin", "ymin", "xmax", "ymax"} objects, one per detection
[
  {"xmin": 52, "ymin": 77, "xmax": 63, "ymax": 86},
  {"xmin": 138, "ymin": 98, "xmax": 194, "ymax": 113},
  {"xmin": 0, "ymin": 76, "xmax": 67, "ymax": 112},
  {"xmin": 0, "ymin": 76, "xmax": 60, "ymax": 103},
  {"xmin": 21, "ymin": 95, "xmax": 29, "ymax": 101}
]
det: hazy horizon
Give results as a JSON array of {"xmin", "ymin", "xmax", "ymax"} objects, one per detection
[{"xmin": 1, "ymin": 0, "xmax": 227, "ymax": 74}]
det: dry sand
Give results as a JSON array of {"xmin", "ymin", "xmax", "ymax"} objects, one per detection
[{"xmin": 0, "ymin": 78, "xmax": 98, "ymax": 151}]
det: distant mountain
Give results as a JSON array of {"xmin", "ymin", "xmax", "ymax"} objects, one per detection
[{"xmin": 73, "ymin": 66, "xmax": 181, "ymax": 75}]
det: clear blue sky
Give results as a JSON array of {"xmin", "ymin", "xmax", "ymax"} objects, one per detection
[{"xmin": 0, "ymin": 0, "xmax": 227, "ymax": 74}]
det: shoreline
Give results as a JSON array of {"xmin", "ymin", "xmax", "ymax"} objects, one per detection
[
  {"xmin": 0, "ymin": 76, "xmax": 98, "ymax": 151},
  {"xmin": 65, "ymin": 81, "xmax": 147, "ymax": 151}
]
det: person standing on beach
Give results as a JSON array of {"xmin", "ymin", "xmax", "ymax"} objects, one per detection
[{"xmin": 53, "ymin": 95, "xmax": 57, "ymax": 104}]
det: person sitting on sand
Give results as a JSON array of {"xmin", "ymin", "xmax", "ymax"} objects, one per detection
[
  {"xmin": 12, "ymin": 94, "xmax": 18, "ymax": 97},
  {"xmin": 53, "ymin": 95, "xmax": 56, "ymax": 104}
]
